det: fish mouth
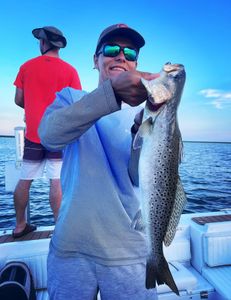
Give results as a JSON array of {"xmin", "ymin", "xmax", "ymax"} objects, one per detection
[
  {"xmin": 164, "ymin": 63, "xmax": 186, "ymax": 81},
  {"xmin": 164, "ymin": 62, "xmax": 184, "ymax": 73}
]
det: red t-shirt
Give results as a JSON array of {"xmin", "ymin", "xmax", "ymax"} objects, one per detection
[{"xmin": 14, "ymin": 55, "xmax": 82, "ymax": 143}]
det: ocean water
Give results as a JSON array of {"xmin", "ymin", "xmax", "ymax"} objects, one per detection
[{"xmin": 0, "ymin": 137, "xmax": 231, "ymax": 229}]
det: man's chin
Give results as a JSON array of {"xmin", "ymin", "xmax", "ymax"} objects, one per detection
[{"xmin": 109, "ymin": 70, "xmax": 125, "ymax": 78}]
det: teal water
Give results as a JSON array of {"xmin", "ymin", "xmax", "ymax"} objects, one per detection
[{"xmin": 0, "ymin": 137, "xmax": 231, "ymax": 229}]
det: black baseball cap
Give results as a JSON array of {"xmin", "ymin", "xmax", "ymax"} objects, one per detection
[{"xmin": 95, "ymin": 23, "xmax": 145, "ymax": 54}]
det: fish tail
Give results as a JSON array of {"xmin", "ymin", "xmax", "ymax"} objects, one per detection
[
  {"xmin": 146, "ymin": 258, "xmax": 179, "ymax": 296},
  {"xmin": 145, "ymin": 259, "xmax": 157, "ymax": 289},
  {"xmin": 161, "ymin": 258, "xmax": 179, "ymax": 296}
]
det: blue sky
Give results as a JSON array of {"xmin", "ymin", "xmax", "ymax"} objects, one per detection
[{"xmin": 1, "ymin": 0, "xmax": 230, "ymax": 142}]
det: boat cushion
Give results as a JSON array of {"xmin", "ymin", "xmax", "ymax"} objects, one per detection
[
  {"xmin": 203, "ymin": 222, "xmax": 231, "ymax": 267},
  {"xmin": 202, "ymin": 266, "xmax": 231, "ymax": 299}
]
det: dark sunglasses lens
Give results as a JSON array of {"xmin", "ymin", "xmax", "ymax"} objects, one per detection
[
  {"xmin": 124, "ymin": 48, "xmax": 137, "ymax": 61},
  {"xmin": 103, "ymin": 45, "xmax": 120, "ymax": 57},
  {"xmin": 103, "ymin": 45, "xmax": 137, "ymax": 61}
]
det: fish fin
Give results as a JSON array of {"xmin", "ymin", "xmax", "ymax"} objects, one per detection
[
  {"xmin": 133, "ymin": 117, "xmax": 153, "ymax": 149},
  {"xmin": 178, "ymin": 135, "xmax": 184, "ymax": 164},
  {"xmin": 174, "ymin": 122, "xmax": 184, "ymax": 164},
  {"xmin": 139, "ymin": 117, "xmax": 153, "ymax": 136},
  {"xmin": 164, "ymin": 177, "xmax": 187, "ymax": 246},
  {"xmin": 146, "ymin": 258, "xmax": 179, "ymax": 296}
]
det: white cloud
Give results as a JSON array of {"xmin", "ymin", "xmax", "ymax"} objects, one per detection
[{"xmin": 199, "ymin": 89, "xmax": 231, "ymax": 109}]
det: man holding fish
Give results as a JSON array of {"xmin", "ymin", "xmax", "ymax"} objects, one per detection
[{"xmin": 39, "ymin": 23, "xmax": 186, "ymax": 299}]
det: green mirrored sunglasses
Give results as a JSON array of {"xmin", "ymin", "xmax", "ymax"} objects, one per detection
[{"xmin": 97, "ymin": 44, "xmax": 138, "ymax": 61}]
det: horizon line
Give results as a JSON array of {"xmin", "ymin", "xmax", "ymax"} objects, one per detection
[{"xmin": 0, "ymin": 135, "xmax": 230, "ymax": 144}]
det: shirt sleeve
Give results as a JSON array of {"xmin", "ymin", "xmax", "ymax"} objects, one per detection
[
  {"xmin": 38, "ymin": 79, "xmax": 121, "ymax": 151},
  {"xmin": 14, "ymin": 66, "xmax": 24, "ymax": 89},
  {"xmin": 70, "ymin": 69, "xmax": 82, "ymax": 90}
]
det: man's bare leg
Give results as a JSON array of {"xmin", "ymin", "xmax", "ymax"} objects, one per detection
[{"xmin": 13, "ymin": 179, "xmax": 33, "ymax": 233}]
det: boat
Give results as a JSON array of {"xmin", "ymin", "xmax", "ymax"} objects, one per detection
[
  {"xmin": 1, "ymin": 129, "xmax": 231, "ymax": 299},
  {"xmin": 1, "ymin": 210, "xmax": 231, "ymax": 299}
]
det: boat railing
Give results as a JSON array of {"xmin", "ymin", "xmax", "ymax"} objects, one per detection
[
  {"xmin": 5, "ymin": 127, "xmax": 31, "ymax": 224},
  {"xmin": 15, "ymin": 127, "xmax": 31, "ymax": 224}
]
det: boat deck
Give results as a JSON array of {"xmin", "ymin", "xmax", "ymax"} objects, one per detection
[
  {"xmin": 0, "ymin": 230, "xmax": 53, "ymax": 244},
  {"xmin": 1, "ymin": 214, "xmax": 230, "ymax": 244}
]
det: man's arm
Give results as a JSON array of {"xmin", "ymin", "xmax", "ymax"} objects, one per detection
[
  {"xmin": 39, "ymin": 80, "xmax": 120, "ymax": 151},
  {"xmin": 14, "ymin": 88, "xmax": 24, "ymax": 108},
  {"xmin": 39, "ymin": 71, "xmax": 159, "ymax": 152}
]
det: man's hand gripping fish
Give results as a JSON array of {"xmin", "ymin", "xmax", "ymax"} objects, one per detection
[{"xmin": 135, "ymin": 63, "xmax": 187, "ymax": 296}]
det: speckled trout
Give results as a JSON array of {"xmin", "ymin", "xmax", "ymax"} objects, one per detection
[{"xmin": 136, "ymin": 63, "xmax": 186, "ymax": 295}]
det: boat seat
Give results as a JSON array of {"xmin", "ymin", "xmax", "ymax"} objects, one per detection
[
  {"xmin": 203, "ymin": 222, "xmax": 231, "ymax": 267},
  {"xmin": 202, "ymin": 222, "xmax": 231, "ymax": 299},
  {"xmin": 191, "ymin": 219, "xmax": 231, "ymax": 299},
  {"xmin": 202, "ymin": 266, "xmax": 231, "ymax": 300},
  {"xmin": 191, "ymin": 215, "xmax": 231, "ymax": 272},
  {"xmin": 0, "ymin": 239, "xmax": 49, "ymax": 299}
]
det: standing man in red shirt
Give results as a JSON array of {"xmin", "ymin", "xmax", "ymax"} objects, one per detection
[{"xmin": 13, "ymin": 26, "xmax": 82, "ymax": 238}]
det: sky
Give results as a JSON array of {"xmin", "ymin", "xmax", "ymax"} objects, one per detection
[{"xmin": 0, "ymin": 0, "xmax": 230, "ymax": 142}]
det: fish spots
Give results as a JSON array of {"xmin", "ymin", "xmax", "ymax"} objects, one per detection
[{"xmin": 139, "ymin": 63, "xmax": 185, "ymax": 295}]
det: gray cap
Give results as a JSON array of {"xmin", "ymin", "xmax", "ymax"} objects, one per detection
[
  {"xmin": 32, "ymin": 26, "xmax": 67, "ymax": 48},
  {"xmin": 95, "ymin": 23, "xmax": 145, "ymax": 54}
]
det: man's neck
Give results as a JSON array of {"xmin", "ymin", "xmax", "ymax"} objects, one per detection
[{"xmin": 42, "ymin": 48, "xmax": 59, "ymax": 57}]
